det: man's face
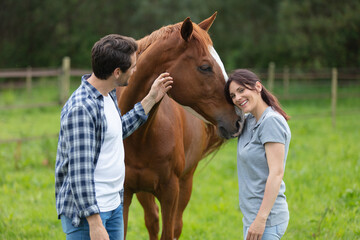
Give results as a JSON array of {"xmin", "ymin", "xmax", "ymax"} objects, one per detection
[{"xmin": 117, "ymin": 53, "xmax": 137, "ymax": 86}]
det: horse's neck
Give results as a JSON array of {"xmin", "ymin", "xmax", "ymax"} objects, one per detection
[
  {"xmin": 119, "ymin": 37, "xmax": 175, "ymax": 116},
  {"xmin": 118, "ymin": 71, "xmax": 159, "ymax": 116}
]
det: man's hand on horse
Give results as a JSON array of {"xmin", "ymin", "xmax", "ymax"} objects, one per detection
[
  {"xmin": 150, "ymin": 72, "xmax": 173, "ymax": 103},
  {"xmin": 141, "ymin": 72, "xmax": 173, "ymax": 114}
]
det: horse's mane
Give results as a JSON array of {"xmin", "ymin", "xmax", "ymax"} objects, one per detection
[{"xmin": 137, "ymin": 22, "xmax": 213, "ymax": 55}]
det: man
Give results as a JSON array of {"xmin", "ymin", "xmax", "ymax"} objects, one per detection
[{"xmin": 55, "ymin": 34, "xmax": 173, "ymax": 240}]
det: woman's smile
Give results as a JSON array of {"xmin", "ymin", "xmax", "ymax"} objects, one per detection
[{"xmin": 239, "ymin": 99, "xmax": 248, "ymax": 107}]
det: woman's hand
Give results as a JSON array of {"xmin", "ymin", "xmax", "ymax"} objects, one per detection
[{"xmin": 246, "ymin": 217, "xmax": 266, "ymax": 240}]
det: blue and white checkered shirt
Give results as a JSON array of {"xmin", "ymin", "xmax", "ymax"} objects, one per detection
[{"xmin": 55, "ymin": 74, "xmax": 148, "ymax": 227}]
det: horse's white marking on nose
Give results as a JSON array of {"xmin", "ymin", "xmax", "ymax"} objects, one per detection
[{"xmin": 209, "ymin": 46, "xmax": 228, "ymax": 82}]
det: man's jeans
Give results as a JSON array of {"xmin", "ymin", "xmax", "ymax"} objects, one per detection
[
  {"xmin": 243, "ymin": 221, "xmax": 288, "ymax": 240},
  {"xmin": 61, "ymin": 204, "xmax": 124, "ymax": 240}
]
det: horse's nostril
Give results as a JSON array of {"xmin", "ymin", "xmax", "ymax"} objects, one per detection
[{"xmin": 218, "ymin": 126, "xmax": 231, "ymax": 140}]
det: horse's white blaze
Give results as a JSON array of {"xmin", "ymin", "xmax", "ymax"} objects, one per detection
[
  {"xmin": 209, "ymin": 46, "xmax": 228, "ymax": 82},
  {"xmin": 180, "ymin": 105, "xmax": 211, "ymax": 124}
]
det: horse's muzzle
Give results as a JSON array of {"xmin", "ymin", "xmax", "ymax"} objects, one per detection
[{"xmin": 217, "ymin": 106, "xmax": 245, "ymax": 139}]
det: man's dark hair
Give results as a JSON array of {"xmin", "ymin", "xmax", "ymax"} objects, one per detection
[{"xmin": 91, "ymin": 34, "xmax": 138, "ymax": 80}]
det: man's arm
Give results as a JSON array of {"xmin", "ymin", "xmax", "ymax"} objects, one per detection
[
  {"xmin": 120, "ymin": 72, "xmax": 173, "ymax": 139},
  {"xmin": 64, "ymin": 106, "xmax": 100, "ymax": 218}
]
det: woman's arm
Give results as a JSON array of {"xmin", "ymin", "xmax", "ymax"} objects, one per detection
[{"xmin": 246, "ymin": 142, "xmax": 285, "ymax": 240}]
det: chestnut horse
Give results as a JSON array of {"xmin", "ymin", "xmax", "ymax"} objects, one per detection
[{"xmin": 116, "ymin": 13, "xmax": 244, "ymax": 240}]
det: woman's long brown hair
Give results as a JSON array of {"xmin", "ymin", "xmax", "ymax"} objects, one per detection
[{"xmin": 224, "ymin": 69, "xmax": 290, "ymax": 121}]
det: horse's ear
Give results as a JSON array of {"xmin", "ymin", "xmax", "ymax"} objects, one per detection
[
  {"xmin": 198, "ymin": 12, "xmax": 217, "ymax": 32},
  {"xmin": 181, "ymin": 17, "xmax": 193, "ymax": 42}
]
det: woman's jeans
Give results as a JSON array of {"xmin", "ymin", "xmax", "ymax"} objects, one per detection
[
  {"xmin": 60, "ymin": 204, "xmax": 124, "ymax": 240},
  {"xmin": 243, "ymin": 221, "xmax": 289, "ymax": 240}
]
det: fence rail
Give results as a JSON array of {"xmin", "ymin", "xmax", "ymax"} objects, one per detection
[
  {"xmin": 0, "ymin": 134, "xmax": 59, "ymax": 144},
  {"xmin": 0, "ymin": 68, "xmax": 59, "ymax": 78},
  {"xmin": 0, "ymin": 68, "xmax": 90, "ymax": 78}
]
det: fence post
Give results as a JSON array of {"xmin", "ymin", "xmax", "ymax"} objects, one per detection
[
  {"xmin": 14, "ymin": 140, "xmax": 22, "ymax": 169},
  {"xmin": 331, "ymin": 68, "xmax": 338, "ymax": 128},
  {"xmin": 26, "ymin": 66, "xmax": 32, "ymax": 95},
  {"xmin": 283, "ymin": 66, "xmax": 289, "ymax": 98},
  {"xmin": 59, "ymin": 57, "xmax": 71, "ymax": 106},
  {"xmin": 268, "ymin": 62, "xmax": 275, "ymax": 92}
]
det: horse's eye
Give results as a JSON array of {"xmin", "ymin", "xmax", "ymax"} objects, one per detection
[{"xmin": 198, "ymin": 65, "xmax": 212, "ymax": 73}]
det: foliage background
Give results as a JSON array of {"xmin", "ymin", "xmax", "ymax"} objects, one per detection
[{"xmin": 0, "ymin": 0, "xmax": 359, "ymax": 70}]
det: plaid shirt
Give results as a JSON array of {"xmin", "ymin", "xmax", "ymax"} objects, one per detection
[{"xmin": 55, "ymin": 74, "xmax": 147, "ymax": 227}]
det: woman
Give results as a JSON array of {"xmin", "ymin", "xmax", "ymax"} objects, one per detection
[{"xmin": 224, "ymin": 69, "xmax": 291, "ymax": 240}]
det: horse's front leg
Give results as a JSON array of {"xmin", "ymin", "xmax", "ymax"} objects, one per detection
[
  {"xmin": 123, "ymin": 187, "xmax": 134, "ymax": 239},
  {"xmin": 174, "ymin": 169, "xmax": 196, "ymax": 239},
  {"xmin": 136, "ymin": 192, "xmax": 160, "ymax": 240},
  {"xmin": 158, "ymin": 175, "xmax": 180, "ymax": 240}
]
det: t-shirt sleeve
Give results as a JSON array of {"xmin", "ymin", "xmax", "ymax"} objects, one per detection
[{"xmin": 259, "ymin": 115, "xmax": 288, "ymax": 145}]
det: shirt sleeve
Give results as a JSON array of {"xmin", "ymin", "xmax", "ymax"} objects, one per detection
[
  {"xmin": 62, "ymin": 106, "xmax": 100, "ymax": 218},
  {"xmin": 121, "ymin": 102, "xmax": 148, "ymax": 139},
  {"xmin": 259, "ymin": 115, "xmax": 288, "ymax": 145}
]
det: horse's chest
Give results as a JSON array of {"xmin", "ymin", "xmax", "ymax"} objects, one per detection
[{"xmin": 126, "ymin": 164, "xmax": 179, "ymax": 192}]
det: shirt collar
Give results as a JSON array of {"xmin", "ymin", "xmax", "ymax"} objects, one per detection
[
  {"xmin": 81, "ymin": 74, "xmax": 117, "ymax": 100},
  {"xmin": 254, "ymin": 106, "xmax": 272, "ymax": 128},
  {"xmin": 81, "ymin": 74, "xmax": 102, "ymax": 99}
]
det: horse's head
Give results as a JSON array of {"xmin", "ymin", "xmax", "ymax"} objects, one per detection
[{"xmin": 135, "ymin": 12, "xmax": 244, "ymax": 139}]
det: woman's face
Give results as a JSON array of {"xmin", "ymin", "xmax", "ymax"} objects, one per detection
[{"xmin": 228, "ymin": 81, "xmax": 262, "ymax": 114}]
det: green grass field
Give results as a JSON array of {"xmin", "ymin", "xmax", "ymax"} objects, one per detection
[{"xmin": 0, "ymin": 79, "xmax": 359, "ymax": 239}]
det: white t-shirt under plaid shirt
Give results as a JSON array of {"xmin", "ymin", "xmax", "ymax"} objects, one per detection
[
  {"xmin": 55, "ymin": 74, "xmax": 148, "ymax": 227},
  {"xmin": 94, "ymin": 95, "xmax": 124, "ymax": 212}
]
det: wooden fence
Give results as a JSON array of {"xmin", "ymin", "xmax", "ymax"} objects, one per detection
[
  {"xmin": 265, "ymin": 63, "xmax": 342, "ymax": 127},
  {"xmin": 1, "ymin": 59, "xmax": 359, "ymax": 105},
  {"xmin": 0, "ymin": 57, "xmax": 89, "ymax": 160},
  {"xmin": 0, "ymin": 57, "xmax": 90, "ymax": 107}
]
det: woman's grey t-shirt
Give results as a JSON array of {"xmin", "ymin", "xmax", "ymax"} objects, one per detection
[{"xmin": 237, "ymin": 107, "xmax": 291, "ymax": 227}]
